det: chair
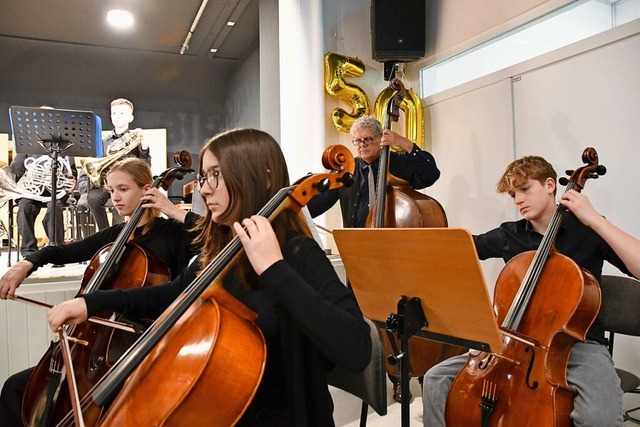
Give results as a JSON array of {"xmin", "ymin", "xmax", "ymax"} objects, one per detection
[
  {"xmin": 75, "ymin": 203, "xmax": 96, "ymax": 240},
  {"xmin": 327, "ymin": 317, "xmax": 387, "ymax": 426},
  {"xmin": 599, "ymin": 274, "xmax": 640, "ymax": 424}
]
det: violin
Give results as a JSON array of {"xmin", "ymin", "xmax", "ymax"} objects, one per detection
[
  {"xmin": 53, "ymin": 145, "xmax": 355, "ymax": 426},
  {"xmin": 22, "ymin": 151, "xmax": 194, "ymax": 427},
  {"xmin": 445, "ymin": 148, "xmax": 605, "ymax": 426},
  {"xmin": 365, "ymin": 78, "xmax": 465, "ymax": 392}
]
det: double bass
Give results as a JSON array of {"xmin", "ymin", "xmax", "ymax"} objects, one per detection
[
  {"xmin": 22, "ymin": 152, "xmax": 194, "ymax": 427},
  {"xmin": 52, "ymin": 145, "xmax": 356, "ymax": 426},
  {"xmin": 366, "ymin": 78, "xmax": 466, "ymax": 396},
  {"xmin": 445, "ymin": 148, "xmax": 605, "ymax": 426}
]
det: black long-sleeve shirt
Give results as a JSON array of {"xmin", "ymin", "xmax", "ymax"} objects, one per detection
[
  {"xmin": 25, "ymin": 212, "xmax": 199, "ymax": 280},
  {"xmin": 473, "ymin": 212, "xmax": 634, "ymax": 344},
  {"xmin": 307, "ymin": 144, "xmax": 440, "ymax": 227},
  {"xmin": 83, "ymin": 234, "xmax": 371, "ymax": 426}
]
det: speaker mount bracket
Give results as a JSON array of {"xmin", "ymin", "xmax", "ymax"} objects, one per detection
[{"xmin": 384, "ymin": 61, "xmax": 400, "ymax": 81}]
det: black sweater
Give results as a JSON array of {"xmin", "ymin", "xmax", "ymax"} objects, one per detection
[
  {"xmin": 307, "ymin": 145, "xmax": 440, "ymax": 227},
  {"xmin": 25, "ymin": 212, "xmax": 199, "ymax": 280},
  {"xmin": 84, "ymin": 235, "xmax": 372, "ymax": 426}
]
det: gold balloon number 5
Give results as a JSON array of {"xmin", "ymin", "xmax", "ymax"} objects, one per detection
[
  {"xmin": 324, "ymin": 52, "xmax": 371, "ymax": 133},
  {"xmin": 324, "ymin": 52, "xmax": 424, "ymax": 150}
]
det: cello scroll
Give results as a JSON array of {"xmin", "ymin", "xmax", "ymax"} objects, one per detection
[{"xmin": 558, "ymin": 146, "xmax": 606, "ymax": 191}]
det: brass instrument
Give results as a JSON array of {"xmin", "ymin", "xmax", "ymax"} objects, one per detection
[
  {"xmin": 79, "ymin": 130, "xmax": 144, "ymax": 187},
  {"xmin": 0, "ymin": 157, "xmax": 75, "ymax": 208}
]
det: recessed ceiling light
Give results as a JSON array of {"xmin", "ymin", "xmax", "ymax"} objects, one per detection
[
  {"xmin": 210, "ymin": 48, "xmax": 218, "ymax": 53},
  {"xmin": 107, "ymin": 10, "xmax": 134, "ymax": 29},
  {"xmin": 226, "ymin": 21, "xmax": 235, "ymax": 26}
]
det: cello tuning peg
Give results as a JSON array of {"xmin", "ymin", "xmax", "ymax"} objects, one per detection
[
  {"xmin": 314, "ymin": 178, "xmax": 331, "ymax": 193},
  {"xmin": 339, "ymin": 172, "xmax": 355, "ymax": 188},
  {"xmin": 558, "ymin": 177, "xmax": 569, "ymax": 186},
  {"xmin": 596, "ymin": 165, "xmax": 607, "ymax": 175},
  {"xmin": 565, "ymin": 169, "xmax": 574, "ymax": 175},
  {"xmin": 386, "ymin": 313, "xmax": 399, "ymax": 331}
]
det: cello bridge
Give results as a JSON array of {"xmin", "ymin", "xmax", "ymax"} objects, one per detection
[{"xmin": 490, "ymin": 352, "xmax": 521, "ymax": 366}]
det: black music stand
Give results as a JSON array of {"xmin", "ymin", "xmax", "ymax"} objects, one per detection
[
  {"xmin": 333, "ymin": 227, "xmax": 503, "ymax": 427},
  {"xmin": 9, "ymin": 106, "xmax": 102, "ymax": 246}
]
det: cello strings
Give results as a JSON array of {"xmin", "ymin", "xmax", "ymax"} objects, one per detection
[
  {"xmin": 80, "ymin": 175, "xmax": 164, "ymax": 294},
  {"xmin": 503, "ymin": 181, "xmax": 577, "ymax": 330},
  {"xmin": 89, "ymin": 186, "xmax": 295, "ymax": 407}
]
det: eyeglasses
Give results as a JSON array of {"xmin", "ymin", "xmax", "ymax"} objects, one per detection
[
  {"xmin": 351, "ymin": 137, "xmax": 376, "ymax": 146},
  {"xmin": 197, "ymin": 169, "xmax": 222, "ymax": 190}
]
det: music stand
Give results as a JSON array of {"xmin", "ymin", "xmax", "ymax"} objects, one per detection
[
  {"xmin": 9, "ymin": 106, "xmax": 102, "ymax": 246},
  {"xmin": 333, "ymin": 227, "xmax": 503, "ymax": 427}
]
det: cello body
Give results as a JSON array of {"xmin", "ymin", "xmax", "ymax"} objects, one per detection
[
  {"xmin": 22, "ymin": 243, "xmax": 171, "ymax": 427},
  {"xmin": 445, "ymin": 251, "xmax": 601, "ymax": 426},
  {"xmin": 375, "ymin": 175, "xmax": 448, "ymax": 228},
  {"xmin": 445, "ymin": 147, "xmax": 606, "ymax": 425},
  {"xmin": 22, "ymin": 153, "xmax": 194, "ymax": 427},
  {"xmin": 97, "ymin": 286, "xmax": 266, "ymax": 427},
  {"xmin": 48, "ymin": 144, "xmax": 356, "ymax": 426}
]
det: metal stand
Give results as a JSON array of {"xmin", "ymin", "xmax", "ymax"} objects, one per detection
[
  {"xmin": 41, "ymin": 139, "xmax": 66, "ymax": 245},
  {"xmin": 9, "ymin": 106, "xmax": 101, "ymax": 247},
  {"xmin": 386, "ymin": 296, "xmax": 428, "ymax": 427},
  {"xmin": 333, "ymin": 228, "xmax": 506, "ymax": 427}
]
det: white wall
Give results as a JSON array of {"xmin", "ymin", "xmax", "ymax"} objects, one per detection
[
  {"xmin": 223, "ymin": 47, "xmax": 261, "ymax": 130},
  {"xmin": 0, "ymin": 277, "xmax": 80, "ymax": 386},
  {"xmin": 303, "ymin": 0, "xmax": 640, "ymax": 416},
  {"xmin": 424, "ymin": 19, "xmax": 640, "ymax": 412},
  {"xmin": 417, "ymin": 0, "xmax": 575, "ymax": 65}
]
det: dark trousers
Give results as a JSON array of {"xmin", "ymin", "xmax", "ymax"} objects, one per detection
[
  {"xmin": 0, "ymin": 367, "xmax": 33, "ymax": 427},
  {"xmin": 87, "ymin": 188, "xmax": 122, "ymax": 230},
  {"xmin": 17, "ymin": 199, "xmax": 64, "ymax": 257}
]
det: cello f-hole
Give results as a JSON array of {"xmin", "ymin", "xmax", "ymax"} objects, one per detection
[
  {"xmin": 524, "ymin": 346, "xmax": 539, "ymax": 390},
  {"xmin": 478, "ymin": 354, "xmax": 493, "ymax": 370}
]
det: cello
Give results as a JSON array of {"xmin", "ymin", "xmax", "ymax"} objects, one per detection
[
  {"xmin": 445, "ymin": 147, "xmax": 605, "ymax": 426},
  {"xmin": 22, "ymin": 152, "xmax": 194, "ymax": 427},
  {"xmin": 52, "ymin": 145, "xmax": 356, "ymax": 426},
  {"xmin": 366, "ymin": 78, "xmax": 466, "ymax": 398}
]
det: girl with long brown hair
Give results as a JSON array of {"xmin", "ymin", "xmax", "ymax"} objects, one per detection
[{"xmin": 47, "ymin": 128, "xmax": 371, "ymax": 426}]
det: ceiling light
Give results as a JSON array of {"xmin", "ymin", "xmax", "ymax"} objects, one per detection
[
  {"xmin": 107, "ymin": 10, "xmax": 134, "ymax": 29},
  {"xmin": 210, "ymin": 48, "xmax": 218, "ymax": 53},
  {"xmin": 226, "ymin": 21, "xmax": 235, "ymax": 26}
]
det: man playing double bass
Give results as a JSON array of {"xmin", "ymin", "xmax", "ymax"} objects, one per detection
[
  {"xmin": 307, "ymin": 115, "xmax": 441, "ymax": 228},
  {"xmin": 422, "ymin": 155, "xmax": 640, "ymax": 426},
  {"xmin": 307, "ymin": 115, "xmax": 441, "ymax": 401}
]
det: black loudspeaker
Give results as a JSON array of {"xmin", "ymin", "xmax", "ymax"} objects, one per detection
[{"xmin": 371, "ymin": 0, "xmax": 426, "ymax": 63}]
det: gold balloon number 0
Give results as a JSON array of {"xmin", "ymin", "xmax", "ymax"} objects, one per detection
[{"xmin": 324, "ymin": 52, "xmax": 423, "ymax": 150}]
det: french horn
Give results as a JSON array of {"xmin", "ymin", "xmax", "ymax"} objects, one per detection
[{"xmin": 0, "ymin": 157, "xmax": 75, "ymax": 208}]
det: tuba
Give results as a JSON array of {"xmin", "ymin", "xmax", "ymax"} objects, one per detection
[
  {"xmin": 0, "ymin": 157, "xmax": 75, "ymax": 208},
  {"xmin": 79, "ymin": 130, "xmax": 144, "ymax": 187}
]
